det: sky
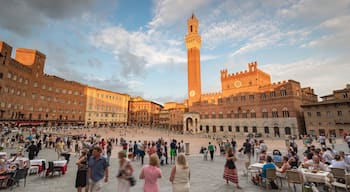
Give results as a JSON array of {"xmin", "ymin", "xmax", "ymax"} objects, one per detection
[{"xmin": 0, "ymin": 0, "xmax": 349, "ymax": 104}]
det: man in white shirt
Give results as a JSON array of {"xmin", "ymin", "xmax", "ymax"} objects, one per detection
[
  {"xmin": 305, "ymin": 155, "xmax": 328, "ymax": 171},
  {"xmin": 319, "ymin": 135, "xmax": 326, "ymax": 147},
  {"xmin": 331, "ymin": 154, "xmax": 350, "ymax": 171},
  {"xmin": 322, "ymin": 148, "xmax": 334, "ymax": 165}
]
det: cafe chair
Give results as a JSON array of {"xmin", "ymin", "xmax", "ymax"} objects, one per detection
[
  {"xmin": 8, "ymin": 168, "xmax": 28, "ymax": 187},
  {"xmin": 262, "ymin": 168, "xmax": 277, "ymax": 190},
  {"xmin": 286, "ymin": 169, "xmax": 305, "ymax": 192},
  {"xmin": 47, "ymin": 161, "xmax": 62, "ymax": 177},
  {"xmin": 29, "ymin": 165, "xmax": 39, "ymax": 175},
  {"xmin": 0, "ymin": 175, "xmax": 9, "ymax": 189},
  {"xmin": 331, "ymin": 168, "xmax": 350, "ymax": 192}
]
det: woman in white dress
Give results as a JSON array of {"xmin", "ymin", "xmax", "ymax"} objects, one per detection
[
  {"xmin": 116, "ymin": 151, "xmax": 134, "ymax": 192},
  {"xmin": 169, "ymin": 153, "xmax": 190, "ymax": 192}
]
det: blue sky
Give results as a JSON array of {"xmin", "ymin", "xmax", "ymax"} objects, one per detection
[{"xmin": 0, "ymin": 0, "xmax": 349, "ymax": 104}]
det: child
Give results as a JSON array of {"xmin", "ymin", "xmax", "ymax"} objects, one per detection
[{"xmin": 203, "ymin": 147, "xmax": 208, "ymax": 160}]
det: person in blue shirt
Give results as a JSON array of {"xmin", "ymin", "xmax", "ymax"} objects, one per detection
[
  {"xmin": 88, "ymin": 146, "xmax": 109, "ymax": 192},
  {"xmin": 252, "ymin": 155, "xmax": 276, "ymax": 185}
]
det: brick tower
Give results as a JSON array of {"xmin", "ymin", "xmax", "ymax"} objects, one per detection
[{"xmin": 185, "ymin": 14, "xmax": 202, "ymax": 106}]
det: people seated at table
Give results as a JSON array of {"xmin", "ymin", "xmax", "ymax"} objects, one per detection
[
  {"xmin": 258, "ymin": 150, "xmax": 267, "ymax": 163},
  {"xmin": 303, "ymin": 155, "xmax": 328, "ymax": 171},
  {"xmin": 276, "ymin": 156, "xmax": 291, "ymax": 176},
  {"xmin": 304, "ymin": 152, "xmax": 313, "ymax": 163},
  {"xmin": 0, "ymin": 159, "xmax": 8, "ymax": 175},
  {"xmin": 339, "ymin": 151, "xmax": 350, "ymax": 165},
  {"xmin": 322, "ymin": 147, "xmax": 334, "ymax": 165},
  {"xmin": 252, "ymin": 155, "xmax": 276, "ymax": 185},
  {"xmin": 288, "ymin": 151, "xmax": 299, "ymax": 168},
  {"xmin": 272, "ymin": 150, "xmax": 282, "ymax": 162},
  {"xmin": 331, "ymin": 154, "xmax": 350, "ymax": 171}
]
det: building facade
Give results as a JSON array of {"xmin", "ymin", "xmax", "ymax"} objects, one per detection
[
  {"xmin": 128, "ymin": 97, "xmax": 163, "ymax": 128},
  {"xmin": 160, "ymin": 102, "xmax": 186, "ymax": 132},
  {"xmin": 85, "ymin": 86, "xmax": 130, "ymax": 127},
  {"xmin": 0, "ymin": 41, "xmax": 86, "ymax": 127},
  {"xmin": 302, "ymin": 84, "xmax": 350, "ymax": 136},
  {"xmin": 183, "ymin": 15, "xmax": 318, "ymax": 138}
]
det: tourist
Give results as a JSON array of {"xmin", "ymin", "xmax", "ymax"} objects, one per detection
[
  {"xmin": 27, "ymin": 141, "xmax": 37, "ymax": 160},
  {"xmin": 106, "ymin": 142, "xmax": 112, "ymax": 163},
  {"xmin": 303, "ymin": 155, "xmax": 327, "ymax": 171},
  {"xmin": 116, "ymin": 151, "xmax": 134, "ymax": 192},
  {"xmin": 139, "ymin": 154, "xmax": 162, "ymax": 192},
  {"xmin": 75, "ymin": 150, "xmax": 89, "ymax": 192},
  {"xmin": 164, "ymin": 141, "xmax": 169, "ymax": 165},
  {"xmin": 223, "ymin": 147, "xmax": 241, "ymax": 189},
  {"xmin": 208, "ymin": 142, "xmax": 215, "ymax": 161},
  {"xmin": 170, "ymin": 139, "xmax": 177, "ymax": 164},
  {"xmin": 242, "ymin": 139, "xmax": 252, "ymax": 163},
  {"xmin": 169, "ymin": 153, "xmax": 190, "ymax": 192},
  {"xmin": 319, "ymin": 134, "xmax": 326, "ymax": 148},
  {"xmin": 252, "ymin": 155, "xmax": 276, "ymax": 185},
  {"xmin": 330, "ymin": 154, "xmax": 350, "ymax": 171},
  {"xmin": 258, "ymin": 150, "xmax": 267, "ymax": 163},
  {"xmin": 276, "ymin": 156, "xmax": 291, "ymax": 177},
  {"xmin": 88, "ymin": 146, "xmax": 109, "ymax": 192},
  {"xmin": 345, "ymin": 134, "xmax": 350, "ymax": 151},
  {"xmin": 56, "ymin": 139, "xmax": 65, "ymax": 159}
]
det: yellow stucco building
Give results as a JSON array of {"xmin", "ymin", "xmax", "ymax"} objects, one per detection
[{"xmin": 85, "ymin": 86, "xmax": 130, "ymax": 127}]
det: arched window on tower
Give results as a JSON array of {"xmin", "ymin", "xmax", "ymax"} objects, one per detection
[
  {"xmin": 190, "ymin": 25, "xmax": 193, "ymax": 32},
  {"xmin": 282, "ymin": 107, "xmax": 290, "ymax": 118}
]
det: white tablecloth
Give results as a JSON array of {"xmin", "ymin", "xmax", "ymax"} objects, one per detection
[
  {"xmin": 53, "ymin": 160, "xmax": 67, "ymax": 167},
  {"xmin": 0, "ymin": 152, "xmax": 7, "ymax": 156},
  {"xmin": 30, "ymin": 159, "xmax": 46, "ymax": 166},
  {"xmin": 300, "ymin": 168, "xmax": 333, "ymax": 186},
  {"xmin": 249, "ymin": 163, "xmax": 264, "ymax": 169}
]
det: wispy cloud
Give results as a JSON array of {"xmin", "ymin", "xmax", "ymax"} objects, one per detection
[
  {"xmin": 90, "ymin": 26, "xmax": 187, "ymax": 77},
  {"xmin": 261, "ymin": 57, "xmax": 350, "ymax": 97}
]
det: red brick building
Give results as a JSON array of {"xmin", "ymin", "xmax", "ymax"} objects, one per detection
[
  {"xmin": 0, "ymin": 41, "xmax": 86, "ymax": 127},
  {"xmin": 183, "ymin": 15, "xmax": 318, "ymax": 137},
  {"xmin": 128, "ymin": 97, "xmax": 163, "ymax": 128},
  {"xmin": 302, "ymin": 84, "xmax": 350, "ymax": 136}
]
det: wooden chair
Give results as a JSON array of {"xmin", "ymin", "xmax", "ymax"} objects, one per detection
[
  {"xmin": 262, "ymin": 168, "xmax": 277, "ymax": 190},
  {"xmin": 286, "ymin": 170, "xmax": 304, "ymax": 192},
  {"xmin": 330, "ymin": 167, "xmax": 349, "ymax": 192}
]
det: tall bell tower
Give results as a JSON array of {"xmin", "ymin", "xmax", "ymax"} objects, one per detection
[{"xmin": 185, "ymin": 14, "xmax": 202, "ymax": 106}]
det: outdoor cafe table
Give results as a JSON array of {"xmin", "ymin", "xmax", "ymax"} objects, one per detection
[
  {"xmin": 30, "ymin": 159, "xmax": 46, "ymax": 174},
  {"xmin": 45, "ymin": 160, "xmax": 68, "ymax": 176},
  {"xmin": 248, "ymin": 163, "xmax": 265, "ymax": 170},
  {"xmin": 300, "ymin": 168, "xmax": 333, "ymax": 187}
]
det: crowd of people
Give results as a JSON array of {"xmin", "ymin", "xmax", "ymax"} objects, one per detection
[{"xmin": 2, "ymin": 126, "xmax": 350, "ymax": 191}]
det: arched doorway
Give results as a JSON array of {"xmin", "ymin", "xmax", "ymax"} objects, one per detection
[
  {"xmin": 213, "ymin": 126, "xmax": 216, "ymax": 133},
  {"xmin": 206, "ymin": 126, "xmax": 209, "ymax": 133},
  {"xmin": 274, "ymin": 127, "xmax": 280, "ymax": 137},
  {"xmin": 185, "ymin": 117, "xmax": 193, "ymax": 132},
  {"xmin": 285, "ymin": 127, "xmax": 291, "ymax": 135}
]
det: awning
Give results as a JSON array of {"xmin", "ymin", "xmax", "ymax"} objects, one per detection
[{"xmin": 16, "ymin": 121, "xmax": 45, "ymax": 126}]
